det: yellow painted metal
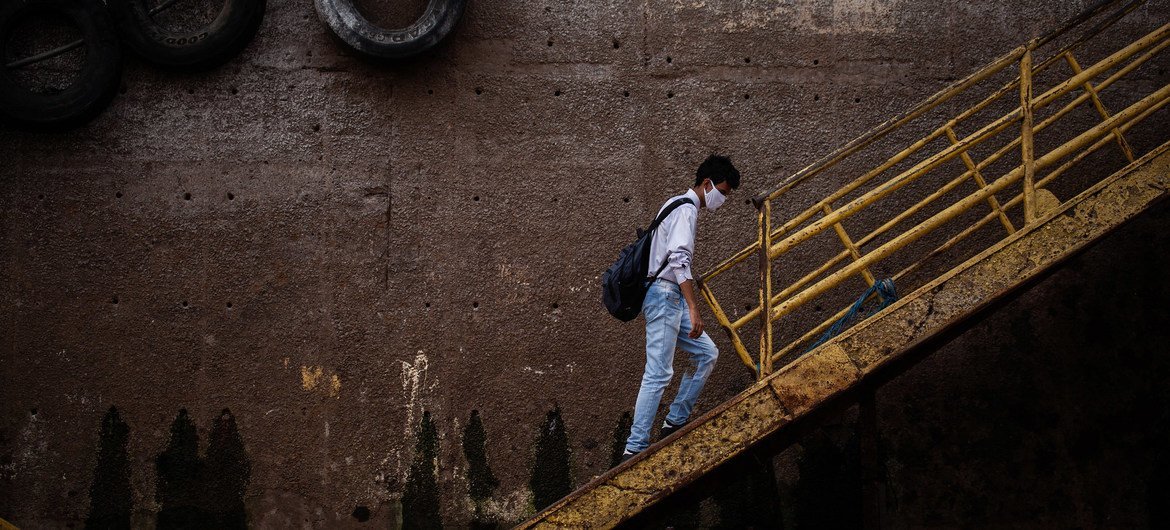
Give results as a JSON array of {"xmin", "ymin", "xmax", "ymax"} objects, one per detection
[
  {"xmin": 766, "ymin": 81, "xmax": 1170, "ymax": 326},
  {"xmin": 0, "ymin": 516, "xmax": 18, "ymax": 530},
  {"xmin": 823, "ymin": 203, "xmax": 877, "ymax": 287},
  {"xmin": 1021, "ymin": 43, "xmax": 1038, "ymax": 223},
  {"xmin": 522, "ymin": 141, "xmax": 1170, "ymax": 529},
  {"xmin": 698, "ymin": 280, "xmax": 756, "ymax": 376},
  {"xmin": 758, "ymin": 200, "xmax": 775, "ymax": 375},
  {"xmin": 945, "ymin": 126, "xmax": 1017, "ymax": 234},
  {"xmin": 1064, "ymin": 51, "xmax": 1136, "ymax": 162},
  {"xmin": 701, "ymin": 15, "xmax": 1170, "ymax": 375}
]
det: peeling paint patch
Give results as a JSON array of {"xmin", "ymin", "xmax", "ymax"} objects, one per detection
[{"xmin": 301, "ymin": 365, "xmax": 341, "ymax": 398}]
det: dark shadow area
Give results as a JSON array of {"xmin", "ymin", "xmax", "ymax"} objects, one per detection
[
  {"xmin": 462, "ymin": 409, "xmax": 499, "ymax": 529},
  {"xmin": 155, "ymin": 408, "xmax": 251, "ymax": 529},
  {"xmin": 85, "ymin": 406, "xmax": 132, "ymax": 529},
  {"xmin": 530, "ymin": 406, "xmax": 572, "ymax": 512},
  {"xmin": 402, "ymin": 410, "xmax": 442, "ymax": 530}
]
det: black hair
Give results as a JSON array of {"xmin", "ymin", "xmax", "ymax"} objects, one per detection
[{"xmin": 694, "ymin": 154, "xmax": 740, "ymax": 189}]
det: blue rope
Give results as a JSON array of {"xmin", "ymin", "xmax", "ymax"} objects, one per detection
[{"xmin": 806, "ymin": 278, "xmax": 897, "ymax": 352}]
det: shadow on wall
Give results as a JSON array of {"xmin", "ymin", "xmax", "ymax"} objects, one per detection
[
  {"xmin": 85, "ymin": 407, "xmax": 132, "ymax": 529},
  {"xmin": 155, "ymin": 408, "xmax": 251, "ymax": 529},
  {"xmin": 83, "ymin": 407, "xmax": 251, "ymax": 530}
]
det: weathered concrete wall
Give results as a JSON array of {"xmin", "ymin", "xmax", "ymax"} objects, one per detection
[{"xmin": 1, "ymin": 0, "xmax": 1168, "ymax": 527}]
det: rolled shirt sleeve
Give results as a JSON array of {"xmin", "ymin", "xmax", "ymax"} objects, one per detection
[{"xmin": 663, "ymin": 206, "xmax": 697, "ymax": 284}]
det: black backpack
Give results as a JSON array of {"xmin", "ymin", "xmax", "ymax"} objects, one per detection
[{"xmin": 601, "ymin": 197, "xmax": 694, "ymax": 321}]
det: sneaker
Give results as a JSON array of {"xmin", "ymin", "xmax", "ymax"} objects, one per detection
[
  {"xmin": 620, "ymin": 450, "xmax": 639, "ymax": 464},
  {"xmin": 659, "ymin": 419, "xmax": 687, "ymax": 440}
]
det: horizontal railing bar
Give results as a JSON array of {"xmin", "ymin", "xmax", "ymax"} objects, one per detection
[
  {"xmin": 751, "ymin": 0, "xmax": 1137, "ymax": 206},
  {"xmin": 702, "ymin": 4, "xmax": 1144, "ymax": 284},
  {"xmin": 766, "ymin": 81, "xmax": 1170, "ymax": 323},
  {"xmin": 764, "ymin": 23, "xmax": 1169, "ymax": 263},
  {"xmin": 769, "ymin": 91, "xmax": 1170, "ymax": 364}
]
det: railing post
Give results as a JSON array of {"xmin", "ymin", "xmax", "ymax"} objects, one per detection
[
  {"xmin": 1021, "ymin": 40, "xmax": 1038, "ymax": 223},
  {"xmin": 757, "ymin": 199, "xmax": 774, "ymax": 378}
]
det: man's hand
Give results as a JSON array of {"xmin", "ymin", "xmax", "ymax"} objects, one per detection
[
  {"xmin": 680, "ymin": 279, "xmax": 705, "ymax": 338},
  {"xmin": 688, "ymin": 307, "xmax": 705, "ymax": 339}
]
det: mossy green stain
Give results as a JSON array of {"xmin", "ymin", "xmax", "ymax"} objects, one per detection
[
  {"xmin": 402, "ymin": 410, "xmax": 443, "ymax": 530},
  {"xmin": 462, "ymin": 410, "xmax": 499, "ymax": 527},
  {"xmin": 86, "ymin": 406, "xmax": 132, "ymax": 530},
  {"xmin": 531, "ymin": 406, "xmax": 573, "ymax": 512}
]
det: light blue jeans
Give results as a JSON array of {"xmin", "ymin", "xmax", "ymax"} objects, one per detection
[{"xmin": 625, "ymin": 278, "xmax": 719, "ymax": 453}]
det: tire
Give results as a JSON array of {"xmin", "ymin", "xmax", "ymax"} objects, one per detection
[
  {"xmin": 0, "ymin": 0, "xmax": 123, "ymax": 130},
  {"xmin": 314, "ymin": 0, "xmax": 468, "ymax": 60},
  {"xmin": 106, "ymin": 0, "xmax": 265, "ymax": 70}
]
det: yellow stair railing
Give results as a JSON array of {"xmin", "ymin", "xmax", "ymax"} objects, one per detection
[
  {"xmin": 699, "ymin": 0, "xmax": 1170, "ymax": 379},
  {"xmin": 518, "ymin": 1, "xmax": 1170, "ymax": 527}
]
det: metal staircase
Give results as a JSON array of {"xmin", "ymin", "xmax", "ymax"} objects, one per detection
[{"xmin": 520, "ymin": 1, "xmax": 1170, "ymax": 527}]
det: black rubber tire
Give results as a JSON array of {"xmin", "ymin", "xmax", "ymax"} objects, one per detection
[
  {"xmin": 106, "ymin": 0, "xmax": 265, "ymax": 70},
  {"xmin": 0, "ymin": 0, "xmax": 123, "ymax": 130},
  {"xmin": 314, "ymin": 0, "xmax": 468, "ymax": 60}
]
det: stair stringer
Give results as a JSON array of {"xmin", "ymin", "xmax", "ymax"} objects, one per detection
[{"xmin": 519, "ymin": 140, "xmax": 1170, "ymax": 529}]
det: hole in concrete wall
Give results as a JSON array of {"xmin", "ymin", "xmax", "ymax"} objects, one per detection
[
  {"xmin": 424, "ymin": 302, "xmax": 431, "ymax": 308},
  {"xmin": 352, "ymin": 506, "xmax": 370, "ymax": 522},
  {"xmin": 111, "ymin": 296, "xmax": 118, "ymax": 305},
  {"xmin": 622, "ymin": 197, "xmax": 630, "ymax": 203},
  {"xmin": 554, "ymin": 90, "xmax": 561, "ymax": 96},
  {"xmin": 612, "ymin": 39, "xmax": 620, "ymax": 49},
  {"xmin": 226, "ymin": 302, "xmax": 232, "ymax": 308},
  {"xmin": 547, "ymin": 38, "xmax": 553, "ymax": 47},
  {"xmin": 813, "ymin": 59, "xmax": 819, "ymax": 65},
  {"xmin": 30, "ymin": 408, "xmax": 37, "ymax": 416},
  {"xmin": 743, "ymin": 94, "xmax": 750, "ymax": 100},
  {"xmin": 745, "ymin": 304, "xmax": 752, "ymax": 311},
  {"xmin": 181, "ymin": 300, "xmax": 188, "ymax": 308},
  {"xmin": 743, "ymin": 199, "xmax": 751, "ymax": 205},
  {"xmin": 665, "ymin": 56, "xmax": 672, "ymax": 64},
  {"xmin": 551, "ymin": 303, "xmax": 559, "ymax": 309},
  {"xmin": 551, "ymin": 197, "xmax": 558, "ymax": 203},
  {"xmin": 227, "ymin": 192, "xmax": 234, "ymax": 200},
  {"xmin": 854, "ymin": 97, "xmax": 860, "ymax": 103},
  {"xmin": 667, "ymin": 91, "xmax": 674, "ymax": 98},
  {"xmin": 37, "ymin": 194, "xmax": 44, "ymax": 200},
  {"xmin": 183, "ymin": 192, "xmax": 192, "ymax": 200},
  {"xmin": 312, "ymin": 124, "xmax": 321, "ymax": 132},
  {"xmin": 230, "ymin": 86, "xmax": 238, "ymax": 95},
  {"xmin": 814, "ymin": 94, "xmax": 820, "ymax": 101},
  {"xmin": 115, "ymin": 191, "xmax": 122, "ymax": 198},
  {"xmin": 427, "ymin": 89, "xmax": 433, "ymax": 95},
  {"xmin": 623, "ymin": 90, "xmax": 629, "ymax": 97},
  {"xmin": 744, "ymin": 57, "xmax": 751, "ymax": 63},
  {"xmin": 473, "ymin": 195, "xmax": 479, "ymax": 201},
  {"xmin": 186, "ymin": 87, "xmax": 194, "ymax": 94},
  {"xmin": 472, "ymin": 301, "xmax": 479, "ymax": 309},
  {"xmin": 475, "ymin": 87, "xmax": 483, "ymax": 95}
]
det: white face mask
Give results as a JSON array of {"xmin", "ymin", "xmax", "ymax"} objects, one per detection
[{"xmin": 704, "ymin": 181, "xmax": 726, "ymax": 211}]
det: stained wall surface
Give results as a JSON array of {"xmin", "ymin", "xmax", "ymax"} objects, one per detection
[{"xmin": 1, "ymin": 0, "xmax": 1169, "ymax": 527}]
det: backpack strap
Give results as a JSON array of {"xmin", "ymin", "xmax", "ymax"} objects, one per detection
[
  {"xmin": 647, "ymin": 197, "xmax": 695, "ymax": 281},
  {"xmin": 648, "ymin": 197, "xmax": 694, "ymax": 233}
]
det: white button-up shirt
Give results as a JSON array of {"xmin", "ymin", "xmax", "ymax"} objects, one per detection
[{"xmin": 648, "ymin": 189, "xmax": 700, "ymax": 285}]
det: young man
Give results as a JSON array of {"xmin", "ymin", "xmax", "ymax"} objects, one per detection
[{"xmin": 622, "ymin": 154, "xmax": 740, "ymax": 463}]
